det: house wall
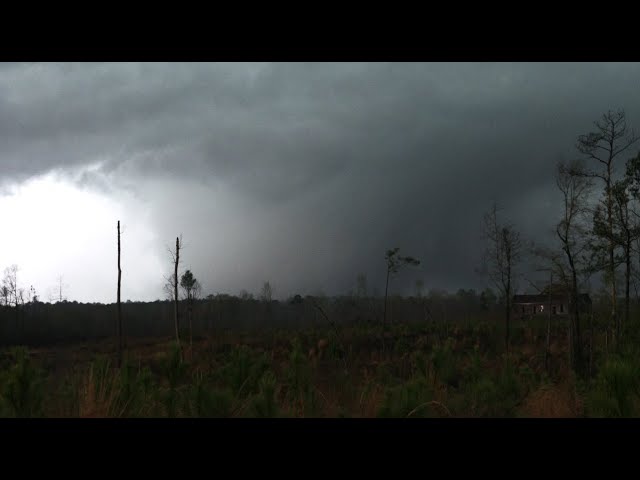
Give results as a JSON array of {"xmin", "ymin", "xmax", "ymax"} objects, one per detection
[{"xmin": 514, "ymin": 302, "xmax": 569, "ymax": 316}]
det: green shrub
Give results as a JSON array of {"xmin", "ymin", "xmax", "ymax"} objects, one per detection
[
  {"xmin": 55, "ymin": 371, "xmax": 81, "ymax": 417},
  {"xmin": 221, "ymin": 345, "xmax": 270, "ymax": 397},
  {"xmin": 378, "ymin": 377, "xmax": 435, "ymax": 418},
  {"xmin": 586, "ymin": 357, "xmax": 640, "ymax": 417},
  {"xmin": 187, "ymin": 371, "xmax": 234, "ymax": 418},
  {"xmin": 412, "ymin": 351, "xmax": 429, "ymax": 379},
  {"xmin": 468, "ymin": 377, "xmax": 499, "ymax": 417},
  {"xmin": 117, "ymin": 361, "xmax": 156, "ymax": 417},
  {"xmin": 431, "ymin": 339, "xmax": 459, "ymax": 387},
  {"xmin": 473, "ymin": 321, "xmax": 499, "ymax": 354},
  {"xmin": 464, "ymin": 345, "xmax": 483, "ymax": 385},
  {"xmin": 375, "ymin": 363, "xmax": 395, "ymax": 385},
  {"xmin": 159, "ymin": 344, "xmax": 187, "ymax": 417},
  {"xmin": 161, "ymin": 343, "xmax": 186, "ymax": 390},
  {"xmin": 286, "ymin": 339, "xmax": 311, "ymax": 400},
  {"xmin": 0, "ymin": 347, "xmax": 44, "ymax": 418},
  {"xmin": 463, "ymin": 360, "xmax": 522, "ymax": 417},
  {"xmin": 394, "ymin": 337, "xmax": 411, "ymax": 356},
  {"xmin": 284, "ymin": 339, "xmax": 322, "ymax": 416},
  {"xmin": 250, "ymin": 371, "xmax": 279, "ymax": 418},
  {"xmin": 497, "ymin": 360, "xmax": 521, "ymax": 408}
]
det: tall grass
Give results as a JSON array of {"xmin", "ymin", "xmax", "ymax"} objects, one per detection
[{"xmin": 2, "ymin": 317, "xmax": 640, "ymax": 417}]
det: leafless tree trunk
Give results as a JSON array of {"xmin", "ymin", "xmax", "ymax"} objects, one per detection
[
  {"xmin": 179, "ymin": 270, "xmax": 200, "ymax": 359},
  {"xmin": 174, "ymin": 236, "xmax": 181, "ymax": 351},
  {"xmin": 117, "ymin": 220, "xmax": 123, "ymax": 368},
  {"xmin": 555, "ymin": 160, "xmax": 592, "ymax": 375},
  {"xmin": 577, "ymin": 109, "xmax": 639, "ymax": 346},
  {"xmin": 625, "ymin": 244, "xmax": 631, "ymax": 333},
  {"xmin": 189, "ymin": 297, "xmax": 193, "ymax": 353},
  {"xmin": 546, "ymin": 271, "xmax": 552, "ymax": 372},
  {"xmin": 611, "ymin": 180, "xmax": 639, "ymax": 337},
  {"xmin": 383, "ymin": 248, "xmax": 419, "ymax": 325},
  {"xmin": 622, "ymin": 153, "xmax": 640, "ymax": 337},
  {"xmin": 17, "ymin": 288, "xmax": 25, "ymax": 342},
  {"xmin": 383, "ymin": 266, "xmax": 390, "ymax": 326},
  {"xmin": 621, "ymin": 203, "xmax": 632, "ymax": 335},
  {"xmin": 4, "ymin": 265, "xmax": 18, "ymax": 307},
  {"xmin": 381, "ymin": 248, "xmax": 419, "ymax": 355},
  {"xmin": 524, "ymin": 269, "xmax": 555, "ymax": 372},
  {"xmin": 3, "ymin": 265, "xmax": 20, "ymax": 334},
  {"xmin": 188, "ymin": 284, "xmax": 200, "ymax": 355},
  {"xmin": 482, "ymin": 203, "xmax": 523, "ymax": 352},
  {"xmin": 589, "ymin": 311, "xmax": 594, "ymax": 378}
]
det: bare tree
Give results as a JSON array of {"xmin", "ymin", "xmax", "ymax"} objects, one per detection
[
  {"xmin": 1, "ymin": 284, "xmax": 8, "ymax": 306},
  {"xmin": 55, "ymin": 275, "xmax": 69, "ymax": 303},
  {"xmin": 117, "ymin": 220, "xmax": 123, "ymax": 367},
  {"xmin": 16, "ymin": 286, "xmax": 26, "ymax": 340},
  {"xmin": 260, "ymin": 281, "xmax": 273, "ymax": 302},
  {"xmin": 524, "ymin": 264, "xmax": 555, "ymax": 372},
  {"xmin": 623, "ymin": 151, "xmax": 640, "ymax": 330},
  {"xmin": 58, "ymin": 275, "xmax": 63, "ymax": 303},
  {"xmin": 481, "ymin": 203, "xmax": 523, "ymax": 350},
  {"xmin": 163, "ymin": 276, "xmax": 175, "ymax": 300},
  {"xmin": 167, "ymin": 236, "xmax": 183, "ymax": 353},
  {"xmin": 611, "ymin": 178, "xmax": 640, "ymax": 334},
  {"xmin": 2, "ymin": 265, "xmax": 26, "ymax": 339},
  {"xmin": 556, "ymin": 159, "xmax": 593, "ymax": 375},
  {"xmin": 383, "ymin": 248, "xmax": 420, "ymax": 325},
  {"xmin": 576, "ymin": 109, "xmax": 639, "ymax": 344},
  {"xmin": 2, "ymin": 265, "xmax": 18, "ymax": 307},
  {"xmin": 29, "ymin": 285, "xmax": 37, "ymax": 304},
  {"xmin": 239, "ymin": 289, "xmax": 253, "ymax": 300}
]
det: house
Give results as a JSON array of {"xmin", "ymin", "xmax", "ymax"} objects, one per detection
[{"xmin": 512, "ymin": 290, "xmax": 591, "ymax": 318}]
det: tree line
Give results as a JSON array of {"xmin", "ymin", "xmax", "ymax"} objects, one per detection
[
  {"xmin": 481, "ymin": 109, "xmax": 640, "ymax": 376},
  {"xmin": 2, "ymin": 108, "xmax": 639, "ymax": 380}
]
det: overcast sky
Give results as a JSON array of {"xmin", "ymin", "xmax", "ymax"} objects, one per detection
[{"xmin": 1, "ymin": 62, "xmax": 639, "ymax": 303}]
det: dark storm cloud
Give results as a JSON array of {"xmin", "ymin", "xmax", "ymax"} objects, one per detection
[{"xmin": 2, "ymin": 62, "xmax": 640, "ymax": 300}]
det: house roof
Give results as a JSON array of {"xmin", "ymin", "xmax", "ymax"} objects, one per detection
[
  {"xmin": 513, "ymin": 294, "xmax": 565, "ymax": 304},
  {"xmin": 513, "ymin": 293, "xmax": 591, "ymax": 304}
]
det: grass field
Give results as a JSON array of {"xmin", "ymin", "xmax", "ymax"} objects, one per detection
[{"xmin": 1, "ymin": 317, "xmax": 639, "ymax": 417}]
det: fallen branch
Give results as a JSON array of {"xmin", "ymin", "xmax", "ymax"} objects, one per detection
[{"xmin": 406, "ymin": 400, "xmax": 452, "ymax": 418}]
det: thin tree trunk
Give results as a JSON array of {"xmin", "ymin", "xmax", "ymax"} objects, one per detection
[
  {"xmin": 174, "ymin": 236, "xmax": 181, "ymax": 353},
  {"xmin": 383, "ymin": 267, "xmax": 390, "ymax": 325},
  {"xmin": 625, "ymin": 240, "xmax": 630, "ymax": 337},
  {"xmin": 568, "ymin": 309, "xmax": 573, "ymax": 370},
  {"xmin": 382, "ymin": 267, "xmax": 390, "ymax": 357},
  {"xmin": 21, "ymin": 302, "xmax": 25, "ymax": 343},
  {"xmin": 569, "ymin": 256, "xmax": 582, "ymax": 375},
  {"xmin": 189, "ymin": 295, "xmax": 193, "ymax": 357},
  {"xmin": 117, "ymin": 220, "xmax": 122, "ymax": 368},
  {"xmin": 606, "ymin": 175, "xmax": 619, "ymax": 348},
  {"xmin": 589, "ymin": 311, "xmax": 593, "ymax": 379},
  {"xmin": 545, "ymin": 272, "xmax": 551, "ymax": 372},
  {"xmin": 505, "ymin": 275, "xmax": 511, "ymax": 353}
]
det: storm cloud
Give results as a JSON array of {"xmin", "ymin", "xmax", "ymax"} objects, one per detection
[{"xmin": 1, "ymin": 62, "xmax": 640, "ymax": 302}]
